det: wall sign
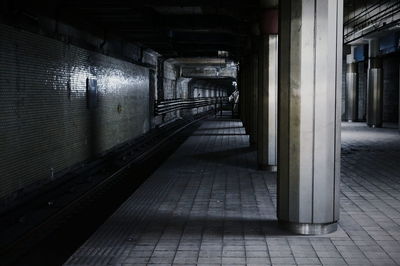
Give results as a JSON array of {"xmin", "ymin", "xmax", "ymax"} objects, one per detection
[{"xmin": 86, "ymin": 78, "xmax": 98, "ymax": 109}]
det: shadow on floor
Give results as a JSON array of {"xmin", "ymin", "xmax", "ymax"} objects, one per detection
[
  {"xmin": 192, "ymin": 146, "xmax": 256, "ymax": 169},
  {"xmin": 118, "ymin": 214, "xmax": 295, "ymax": 237}
]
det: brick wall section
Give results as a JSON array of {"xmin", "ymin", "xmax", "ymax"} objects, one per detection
[{"xmin": 0, "ymin": 23, "xmax": 150, "ymax": 200}]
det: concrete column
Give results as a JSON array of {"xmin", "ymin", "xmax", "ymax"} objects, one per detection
[
  {"xmin": 278, "ymin": 0, "xmax": 343, "ymax": 234},
  {"xmin": 240, "ymin": 62, "xmax": 245, "ymax": 126},
  {"xmin": 250, "ymin": 51, "xmax": 259, "ymax": 145},
  {"xmin": 240, "ymin": 60, "xmax": 247, "ymax": 130},
  {"xmin": 239, "ymin": 65, "xmax": 245, "ymax": 121},
  {"xmin": 244, "ymin": 60, "xmax": 250, "ymax": 133},
  {"xmin": 358, "ymin": 61, "xmax": 368, "ymax": 121},
  {"xmin": 346, "ymin": 47, "xmax": 358, "ymax": 122},
  {"xmin": 248, "ymin": 59, "xmax": 253, "ymax": 137},
  {"xmin": 257, "ymin": 8, "xmax": 278, "ymax": 171},
  {"xmin": 367, "ymin": 39, "xmax": 383, "ymax": 128},
  {"xmin": 243, "ymin": 59, "xmax": 251, "ymax": 134},
  {"xmin": 247, "ymin": 59, "xmax": 253, "ymax": 138}
]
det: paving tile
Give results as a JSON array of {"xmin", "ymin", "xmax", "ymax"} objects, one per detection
[
  {"xmin": 367, "ymin": 258, "xmax": 397, "ymax": 265},
  {"xmin": 151, "ymin": 251, "xmax": 175, "ymax": 258},
  {"xmin": 270, "ymin": 257, "xmax": 296, "ymax": 264},
  {"xmin": 129, "ymin": 250, "xmax": 153, "ymax": 257},
  {"xmin": 319, "ymin": 257, "xmax": 347, "ymax": 265},
  {"xmin": 343, "ymin": 257, "xmax": 372, "ymax": 265},
  {"xmin": 315, "ymin": 250, "xmax": 341, "ymax": 258},
  {"xmin": 198, "ymin": 250, "xmax": 221, "ymax": 258},
  {"xmin": 197, "ymin": 257, "xmax": 221, "ymax": 264},
  {"xmin": 222, "ymin": 250, "xmax": 245, "ymax": 257},
  {"xmin": 292, "ymin": 250, "xmax": 318, "ymax": 258},
  {"xmin": 269, "ymin": 250, "xmax": 293, "ymax": 257},
  {"xmin": 123, "ymin": 257, "xmax": 149, "ymax": 263},
  {"xmin": 246, "ymin": 257, "xmax": 270, "ymax": 264},
  {"xmin": 222, "ymin": 257, "xmax": 246, "ymax": 264},
  {"xmin": 294, "ymin": 257, "xmax": 321, "ymax": 265},
  {"xmin": 246, "ymin": 250, "xmax": 269, "ymax": 257},
  {"xmin": 64, "ymin": 121, "xmax": 400, "ymax": 266},
  {"xmin": 172, "ymin": 256, "xmax": 197, "ymax": 264}
]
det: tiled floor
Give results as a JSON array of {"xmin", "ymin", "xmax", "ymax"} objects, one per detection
[{"xmin": 65, "ymin": 119, "xmax": 400, "ymax": 265}]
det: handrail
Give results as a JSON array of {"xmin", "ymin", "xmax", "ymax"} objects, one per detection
[{"xmin": 155, "ymin": 97, "xmax": 228, "ymax": 115}]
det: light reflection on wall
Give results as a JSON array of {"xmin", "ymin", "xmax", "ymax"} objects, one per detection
[{"xmin": 0, "ymin": 23, "xmax": 150, "ymax": 200}]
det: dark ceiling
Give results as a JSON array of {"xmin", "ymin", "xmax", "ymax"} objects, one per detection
[
  {"xmin": 2, "ymin": 0, "xmax": 377, "ymax": 60},
  {"xmin": 5, "ymin": 0, "xmax": 262, "ymax": 60}
]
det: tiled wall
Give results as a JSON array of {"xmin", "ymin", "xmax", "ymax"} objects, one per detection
[
  {"xmin": 0, "ymin": 23, "xmax": 150, "ymax": 201},
  {"xmin": 162, "ymin": 62, "xmax": 180, "ymax": 122}
]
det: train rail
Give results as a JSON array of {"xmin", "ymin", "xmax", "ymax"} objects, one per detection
[{"xmin": 0, "ymin": 111, "xmax": 215, "ymax": 266}]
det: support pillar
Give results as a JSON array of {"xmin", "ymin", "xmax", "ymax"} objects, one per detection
[
  {"xmin": 245, "ymin": 59, "xmax": 251, "ymax": 134},
  {"xmin": 346, "ymin": 47, "xmax": 358, "ymax": 122},
  {"xmin": 250, "ymin": 50, "xmax": 259, "ymax": 145},
  {"xmin": 278, "ymin": 0, "xmax": 342, "ymax": 234},
  {"xmin": 367, "ymin": 39, "xmax": 383, "ymax": 128},
  {"xmin": 240, "ymin": 60, "xmax": 248, "ymax": 131},
  {"xmin": 257, "ymin": 8, "xmax": 278, "ymax": 171},
  {"xmin": 239, "ymin": 64, "xmax": 245, "ymax": 122}
]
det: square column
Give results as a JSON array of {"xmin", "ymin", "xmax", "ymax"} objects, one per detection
[
  {"xmin": 250, "ymin": 51, "xmax": 259, "ymax": 145},
  {"xmin": 346, "ymin": 47, "xmax": 358, "ymax": 122},
  {"xmin": 240, "ymin": 59, "xmax": 251, "ymax": 134},
  {"xmin": 367, "ymin": 39, "xmax": 383, "ymax": 128},
  {"xmin": 257, "ymin": 35, "xmax": 278, "ymax": 171},
  {"xmin": 239, "ymin": 62, "xmax": 246, "ymax": 125},
  {"xmin": 278, "ymin": 0, "xmax": 343, "ymax": 234},
  {"xmin": 245, "ymin": 59, "xmax": 252, "ymax": 135}
]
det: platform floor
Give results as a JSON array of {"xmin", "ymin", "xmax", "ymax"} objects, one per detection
[{"xmin": 65, "ymin": 119, "xmax": 400, "ymax": 265}]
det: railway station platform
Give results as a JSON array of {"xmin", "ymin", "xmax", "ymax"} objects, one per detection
[{"xmin": 64, "ymin": 118, "xmax": 400, "ymax": 266}]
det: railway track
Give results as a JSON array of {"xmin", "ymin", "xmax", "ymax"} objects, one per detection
[{"xmin": 0, "ymin": 112, "xmax": 213, "ymax": 266}]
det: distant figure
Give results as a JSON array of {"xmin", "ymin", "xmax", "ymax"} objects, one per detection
[{"xmin": 228, "ymin": 88, "xmax": 239, "ymax": 117}]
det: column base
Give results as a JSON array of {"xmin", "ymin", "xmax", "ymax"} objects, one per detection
[
  {"xmin": 258, "ymin": 164, "xmax": 277, "ymax": 172},
  {"xmin": 279, "ymin": 221, "xmax": 337, "ymax": 235}
]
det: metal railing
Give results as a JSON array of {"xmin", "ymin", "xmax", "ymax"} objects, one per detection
[{"xmin": 155, "ymin": 97, "xmax": 228, "ymax": 115}]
